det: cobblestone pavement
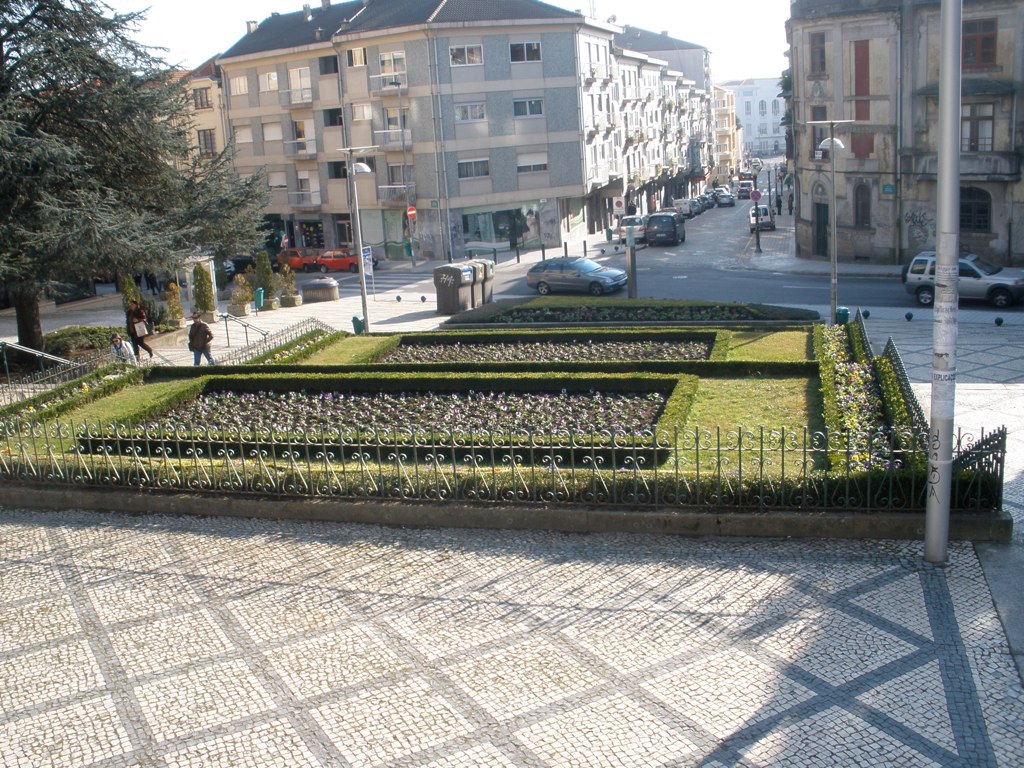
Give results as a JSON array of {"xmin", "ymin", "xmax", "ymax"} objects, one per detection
[{"xmin": 2, "ymin": 508, "xmax": 1023, "ymax": 767}]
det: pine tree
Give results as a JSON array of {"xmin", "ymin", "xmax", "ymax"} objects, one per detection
[{"xmin": 0, "ymin": 0, "xmax": 267, "ymax": 350}]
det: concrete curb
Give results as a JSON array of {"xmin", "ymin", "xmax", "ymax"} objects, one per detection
[{"xmin": 4, "ymin": 486, "xmax": 1012, "ymax": 543}]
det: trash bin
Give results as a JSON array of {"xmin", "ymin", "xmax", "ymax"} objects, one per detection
[
  {"xmin": 466, "ymin": 260, "xmax": 488, "ymax": 308},
  {"xmin": 351, "ymin": 315, "xmax": 365, "ymax": 335},
  {"xmin": 835, "ymin": 306, "xmax": 850, "ymax": 325},
  {"xmin": 254, "ymin": 287, "xmax": 264, "ymax": 309},
  {"xmin": 605, "ymin": 227, "xmax": 613, "ymax": 242},
  {"xmin": 477, "ymin": 259, "xmax": 495, "ymax": 304},
  {"xmin": 433, "ymin": 264, "xmax": 474, "ymax": 314}
]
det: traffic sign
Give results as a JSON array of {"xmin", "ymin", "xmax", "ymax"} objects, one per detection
[
  {"xmin": 406, "ymin": 206, "xmax": 416, "ymax": 220},
  {"xmin": 750, "ymin": 189, "xmax": 762, "ymax": 203}
]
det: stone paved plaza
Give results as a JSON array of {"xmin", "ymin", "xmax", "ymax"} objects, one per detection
[{"xmin": 2, "ymin": 508, "xmax": 1022, "ymax": 767}]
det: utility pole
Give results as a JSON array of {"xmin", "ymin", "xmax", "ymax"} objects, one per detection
[{"xmin": 925, "ymin": 0, "xmax": 963, "ymax": 564}]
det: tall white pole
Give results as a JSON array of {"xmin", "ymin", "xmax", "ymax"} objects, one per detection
[
  {"xmin": 352, "ymin": 166, "xmax": 371, "ymax": 334},
  {"xmin": 925, "ymin": 0, "xmax": 963, "ymax": 563}
]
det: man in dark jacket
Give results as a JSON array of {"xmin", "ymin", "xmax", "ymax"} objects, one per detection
[{"xmin": 188, "ymin": 312, "xmax": 215, "ymax": 366}]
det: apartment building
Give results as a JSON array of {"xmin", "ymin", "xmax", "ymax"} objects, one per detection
[
  {"xmin": 712, "ymin": 85, "xmax": 741, "ymax": 187},
  {"xmin": 182, "ymin": 57, "xmax": 229, "ymax": 163},
  {"xmin": 213, "ymin": 0, "xmax": 708, "ymax": 262},
  {"xmin": 787, "ymin": 0, "xmax": 1023, "ymax": 265},
  {"xmin": 719, "ymin": 78, "xmax": 787, "ymax": 157}
]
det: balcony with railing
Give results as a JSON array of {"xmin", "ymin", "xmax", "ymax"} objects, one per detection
[
  {"xmin": 369, "ymin": 72, "xmax": 407, "ymax": 94},
  {"xmin": 284, "ymin": 87, "xmax": 313, "ymax": 108},
  {"xmin": 911, "ymin": 149, "xmax": 1019, "ymax": 181},
  {"xmin": 377, "ymin": 183, "xmax": 415, "ymax": 207},
  {"xmin": 284, "ymin": 139, "xmax": 317, "ymax": 157},
  {"xmin": 289, "ymin": 190, "xmax": 321, "ymax": 210},
  {"xmin": 373, "ymin": 128, "xmax": 411, "ymax": 151}
]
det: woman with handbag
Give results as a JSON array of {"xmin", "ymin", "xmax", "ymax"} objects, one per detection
[{"xmin": 126, "ymin": 300, "xmax": 154, "ymax": 360}]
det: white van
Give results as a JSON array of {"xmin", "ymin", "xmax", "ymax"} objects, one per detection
[
  {"xmin": 748, "ymin": 204, "xmax": 776, "ymax": 232},
  {"xmin": 672, "ymin": 198, "xmax": 695, "ymax": 218}
]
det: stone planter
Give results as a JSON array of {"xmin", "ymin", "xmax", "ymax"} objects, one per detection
[
  {"xmin": 197, "ymin": 310, "xmax": 217, "ymax": 324},
  {"xmin": 280, "ymin": 294, "xmax": 303, "ymax": 308},
  {"xmin": 227, "ymin": 302, "xmax": 251, "ymax": 317},
  {"xmin": 259, "ymin": 296, "xmax": 280, "ymax": 311}
]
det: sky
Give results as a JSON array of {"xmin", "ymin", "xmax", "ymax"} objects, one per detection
[{"xmin": 105, "ymin": 0, "xmax": 790, "ymax": 82}]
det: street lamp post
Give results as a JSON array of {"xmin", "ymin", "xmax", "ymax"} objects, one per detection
[
  {"xmin": 339, "ymin": 145, "xmax": 377, "ymax": 333},
  {"xmin": 750, "ymin": 157, "xmax": 763, "ymax": 254},
  {"xmin": 808, "ymin": 119, "xmax": 854, "ymax": 323}
]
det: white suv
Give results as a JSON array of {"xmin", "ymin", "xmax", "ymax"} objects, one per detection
[{"xmin": 901, "ymin": 251, "xmax": 1024, "ymax": 308}]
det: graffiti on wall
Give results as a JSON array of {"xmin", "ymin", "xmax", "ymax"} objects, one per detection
[{"xmin": 904, "ymin": 208, "xmax": 935, "ymax": 250}]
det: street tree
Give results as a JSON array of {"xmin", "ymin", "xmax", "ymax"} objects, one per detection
[{"xmin": 0, "ymin": 0, "xmax": 266, "ymax": 351}]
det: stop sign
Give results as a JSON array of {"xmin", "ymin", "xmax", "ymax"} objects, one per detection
[{"xmin": 406, "ymin": 206, "xmax": 416, "ymax": 220}]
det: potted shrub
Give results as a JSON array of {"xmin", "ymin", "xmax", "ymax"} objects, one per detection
[
  {"xmin": 277, "ymin": 263, "xmax": 302, "ymax": 308},
  {"xmin": 192, "ymin": 264, "xmax": 217, "ymax": 322},
  {"xmin": 255, "ymin": 251, "xmax": 279, "ymax": 310},
  {"xmin": 161, "ymin": 281, "xmax": 186, "ymax": 327},
  {"xmin": 227, "ymin": 273, "xmax": 253, "ymax": 316}
]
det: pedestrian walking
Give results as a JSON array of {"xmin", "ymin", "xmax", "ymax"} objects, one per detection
[
  {"xmin": 126, "ymin": 300, "xmax": 154, "ymax": 360},
  {"xmin": 776, "ymin": 193, "xmax": 783, "ymax": 216},
  {"xmin": 188, "ymin": 311, "xmax": 216, "ymax": 366},
  {"xmin": 787, "ymin": 192, "xmax": 794, "ymax": 215},
  {"xmin": 144, "ymin": 272, "xmax": 160, "ymax": 296},
  {"xmin": 110, "ymin": 333, "xmax": 138, "ymax": 366}
]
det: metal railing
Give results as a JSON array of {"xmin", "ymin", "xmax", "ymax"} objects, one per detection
[
  {"xmin": 217, "ymin": 314, "xmax": 270, "ymax": 349},
  {"xmin": 1, "ymin": 347, "xmax": 108, "ymax": 408},
  {"xmin": 0, "ymin": 421, "xmax": 1003, "ymax": 514},
  {"xmin": 215, "ymin": 318, "xmax": 334, "ymax": 366}
]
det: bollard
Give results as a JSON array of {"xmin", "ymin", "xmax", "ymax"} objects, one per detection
[
  {"xmin": 563, "ymin": 242, "xmax": 568, "ymax": 256},
  {"xmin": 492, "ymin": 248, "xmax": 498, "ymax": 264},
  {"xmin": 515, "ymin": 244, "xmax": 520, "ymax": 262},
  {"xmin": 541, "ymin": 245, "xmax": 546, "ymax": 261},
  {"xmin": 583, "ymin": 241, "xmax": 587, "ymax": 256}
]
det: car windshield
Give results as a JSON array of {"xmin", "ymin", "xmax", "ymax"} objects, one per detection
[
  {"xmin": 971, "ymin": 257, "xmax": 1001, "ymax": 275},
  {"xmin": 576, "ymin": 259, "xmax": 602, "ymax": 273}
]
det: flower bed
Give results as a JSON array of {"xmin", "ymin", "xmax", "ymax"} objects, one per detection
[
  {"xmin": 378, "ymin": 339, "xmax": 711, "ymax": 364},
  {"xmin": 160, "ymin": 389, "xmax": 667, "ymax": 435}
]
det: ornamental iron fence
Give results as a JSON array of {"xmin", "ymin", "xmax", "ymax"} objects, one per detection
[
  {"xmin": 0, "ymin": 351, "xmax": 110, "ymax": 408},
  {"xmin": 215, "ymin": 318, "xmax": 335, "ymax": 366},
  {"xmin": 0, "ymin": 419, "xmax": 1004, "ymax": 514}
]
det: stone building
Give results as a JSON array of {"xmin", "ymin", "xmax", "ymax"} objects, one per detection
[{"xmin": 787, "ymin": 0, "xmax": 1022, "ymax": 265}]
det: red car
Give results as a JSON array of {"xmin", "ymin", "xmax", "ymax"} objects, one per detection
[
  {"xmin": 277, "ymin": 247, "xmax": 322, "ymax": 272},
  {"xmin": 312, "ymin": 248, "xmax": 379, "ymax": 273}
]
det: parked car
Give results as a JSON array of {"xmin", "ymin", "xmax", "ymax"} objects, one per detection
[
  {"xmin": 748, "ymin": 204, "xmax": 776, "ymax": 232},
  {"xmin": 526, "ymin": 257, "xmax": 627, "ymax": 296},
  {"xmin": 687, "ymin": 199, "xmax": 703, "ymax": 215},
  {"xmin": 901, "ymin": 251, "xmax": 1024, "ymax": 308},
  {"xmin": 312, "ymin": 248, "xmax": 379, "ymax": 273},
  {"xmin": 695, "ymin": 194, "xmax": 713, "ymax": 211},
  {"xmin": 645, "ymin": 211, "xmax": 686, "ymax": 246},
  {"xmin": 616, "ymin": 214, "xmax": 648, "ymax": 243},
  {"xmin": 277, "ymin": 247, "xmax": 323, "ymax": 272},
  {"xmin": 672, "ymin": 199, "xmax": 696, "ymax": 218},
  {"xmin": 717, "ymin": 192, "xmax": 736, "ymax": 207}
]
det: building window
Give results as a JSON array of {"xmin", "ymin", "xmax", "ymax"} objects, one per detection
[
  {"xmin": 744, "ymin": 101, "xmax": 751, "ymax": 116},
  {"xmin": 513, "ymin": 99, "xmax": 543, "ymax": 117},
  {"xmin": 810, "ymin": 105, "xmax": 827, "ymax": 157},
  {"xmin": 258, "ymin": 71, "xmax": 278, "ymax": 92},
  {"xmin": 267, "ymin": 171, "xmax": 287, "ymax": 189},
  {"xmin": 450, "ymin": 45, "xmax": 483, "ymax": 67},
  {"xmin": 351, "ymin": 103, "xmax": 372, "ymax": 121},
  {"xmin": 772, "ymin": 100, "xmax": 779, "ymax": 116},
  {"xmin": 457, "ymin": 159, "xmax": 489, "ymax": 179},
  {"xmin": 328, "ymin": 161, "xmax": 347, "ymax": 179},
  {"xmin": 262, "ymin": 122, "xmax": 282, "ymax": 142},
  {"xmin": 854, "ymin": 184, "xmax": 871, "ymax": 228},
  {"xmin": 455, "ymin": 103, "xmax": 485, "ymax": 122},
  {"xmin": 962, "ymin": 19, "xmax": 996, "ymax": 68},
  {"xmin": 380, "ymin": 51, "xmax": 406, "ymax": 75},
  {"xmin": 346, "ymin": 48, "xmax": 366, "ymax": 67},
  {"xmin": 319, "ymin": 55, "xmax": 339, "ymax": 75},
  {"xmin": 388, "ymin": 164, "xmax": 413, "ymax": 185},
  {"xmin": 810, "ymin": 32, "xmax": 827, "ymax": 75},
  {"xmin": 233, "ymin": 125, "xmax": 252, "ymax": 144},
  {"xmin": 197, "ymin": 129, "xmax": 216, "ymax": 158},
  {"xmin": 517, "ymin": 152, "xmax": 548, "ymax": 173},
  {"xmin": 192, "ymin": 87, "xmax": 211, "ymax": 110},
  {"xmin": 510, "ymin": 42, "xmax": 541, "ymax": 62},
  {"xmin": 960, "ymin": 187, "xmax": 991, "ymax": 232},
  {"xmin": 230, "ymin": 75, "xmax": 248, "ymax": 96},
  {"xmin": 961, "ymin": 103, "xmax": 994, "ymax": 151},
  {"xmin": 323, "ymin": 108, "xmax": 343, "ymax": 127},
  {"xmin": 759, "ymin": 100, "xmax": 767, "ymax": 117}
]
